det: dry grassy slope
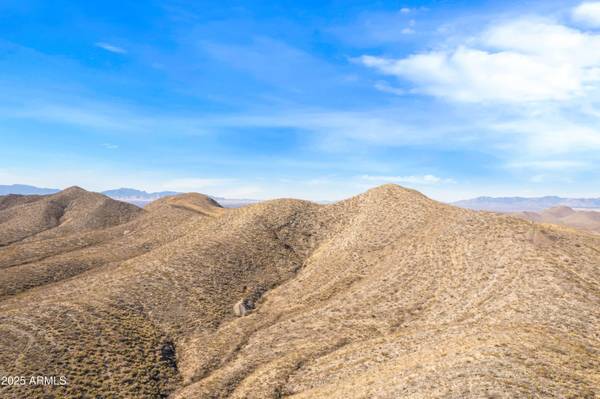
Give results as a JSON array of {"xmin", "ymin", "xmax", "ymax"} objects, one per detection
[
  {"xmin": 0, "ymin": 186, "xmax": 143, "ymax": 246},
  {"xmin": 0, "ymin": 195, "xmax": 316, "ymax": 398},
  {"xmin": 173, "ymin": 185, "xmax": 600, "ymax": 398},
  {"xmin": 145, "ymin": 193, "xmax": 224, "ymax": 216},
  {"xmin": 0, "ymin": 194, "xmax": 43, "ymax": 211},
  {"xmin": 0, "ymin": 184, "xmax": 599, "ymax": 398},
  {"xmin": 514, "ymin": 206, "xmax": 600, "ymax": 234},
  {"xmin": 0, "ymin": 190, "xmax": 221, "ymax": 299}
]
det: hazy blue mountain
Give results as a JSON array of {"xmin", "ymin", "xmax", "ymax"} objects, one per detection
[
  {"xmin": 453, "ymin": 196, "xmax": 600, "ymax": 212},
  {"xmin": 0, "ymin": 184, "xmax": 59, "ymax": 195},
  {"xmin": 101, "ymin": 188, "xmax": 180, "ymax": 200}
]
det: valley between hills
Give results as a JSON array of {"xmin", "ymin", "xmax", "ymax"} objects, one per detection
[{"xmin": 0, "ymin": 185, "xmax": 598, "ymax": 398}]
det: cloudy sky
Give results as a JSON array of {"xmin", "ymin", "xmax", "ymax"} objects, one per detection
[{"xmin": 1, "ymin": 0, "xmax": 599, "ymax": 201}]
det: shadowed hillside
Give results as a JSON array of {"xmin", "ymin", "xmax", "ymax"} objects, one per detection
[{"xmin": 0, "ymin": 185, "xmax": 598, "ymax": 398}]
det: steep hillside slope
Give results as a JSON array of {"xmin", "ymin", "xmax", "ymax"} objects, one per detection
[
  {"xmin": 514, "ymin": 206, "xmax": 600, "ymax": 234},
  {"xmin": 0, "ymin": 185, "xmax": 598, "ymax": 398}
]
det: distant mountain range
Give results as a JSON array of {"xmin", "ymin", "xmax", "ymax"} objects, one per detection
[
  {"xmin": 453, "ymin": 196, "xmax": 600, "ymax": 212},
  {"xmin": 0, "ymin": 185, "xmax": 258, "ymax": 208},
  {"xmin": 0, "ymin": 184, "xmax": 60, "ymax": 196},
  {"xmin": 101, "ymin": 188, "xmax": 180, "ymax": 199},
  {"xmin": 511, "ymin": 206, "xmax": 600, "ymax": 233},
  {"xmin": 4, "ymin": 185, "xmax": 599, "ymax": 212}
]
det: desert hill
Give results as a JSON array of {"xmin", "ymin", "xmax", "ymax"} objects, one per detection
[
  {"xmin": 513, "ymin": 206, "xmax": 600, "ymax": 234},
  {"xmin": 0, "ymin": 186, "xmax": 143, "ymax": 246},
  {"xmin": 454, "ymin": 195, "xmax": 600, "ymax": 212},
  {"xmin": 0, "ymin": 184, "xmax": 598, "ymax": 398},
  {"xmin": 145, "ymin": 192, "xmax": 224, "ymax": 216},
  {"xmin": 0, "ymin": 188, "xmax": 223, "ymax": 299}
]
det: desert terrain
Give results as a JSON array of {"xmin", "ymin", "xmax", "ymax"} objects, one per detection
[
  {"xmin": 513, "ymin": 206, "xmax": 600, "ymax": 234},
  {"xmin": 453, "ymin": 196, "xmax": 600, "ymax": 212},
  {"xmin": 0, "ymin": 185, "xmax": 599, "ymax": 398}
]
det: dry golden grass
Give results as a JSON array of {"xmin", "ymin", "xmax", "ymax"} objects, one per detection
[{"xmin": 0, "ymin": 184, "xmax": 598, "ymax": 398}]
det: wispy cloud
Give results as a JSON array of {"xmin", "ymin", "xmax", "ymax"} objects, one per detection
[
  {"xmin": 360, "ymin": 174, "xmax": 456, "ymax": 185},
  {"xmin": 95, "ymin": 42, "xmax": 127, "ymax": 54},
  {"xmin": 8, "ymin": 102, "xmax": 145, "ymax": 131},
  {"xmin": 331, "ymin": 8, "xmax": 422, "ymax": 46},
  {"xmin": 505, "ymin": 160, "xmax": 589, "ymax": 170},
  {"xmin": 490, "ymin": 115, "xmax": 600, "ymax": 154},
  {"xmin": 373, "ymin": 81, "xmax": 406, "ymax": 95}
]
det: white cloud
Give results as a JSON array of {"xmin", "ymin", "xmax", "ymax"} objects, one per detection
[
  {"xmin": 95, "ymin": 42, "xmax": 127, "ymax": 54},
  {"xmin": 572, "ymin": 2, "xmax": 600, "ymax": 28},
  {"xmin": 505, "ymin": 160, "xmax": 589, "ymax": 170},
  {"xmin": 360, "ymin": 19, "xmax": 600, "ymax": 103},
  {"xmin": 400, "ymin": 7, "xmax": 411, "ymax": 14},
  {"xmin": 360, "ymin": 174, "xmax": 456, "ymax": 185}
]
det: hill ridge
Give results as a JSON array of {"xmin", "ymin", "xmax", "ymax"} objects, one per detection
[{"xmin": 0, "ymin": 184, "xmax": 598, "ymax": 398}]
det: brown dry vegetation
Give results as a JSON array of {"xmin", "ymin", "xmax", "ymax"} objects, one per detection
[
  {"xmin": 0, "ymin": 189, "xmax": 222, "ymax": 299},
  {"xmin": 0, "ymin": 184, "xmax": 598, "ymax": 398}
]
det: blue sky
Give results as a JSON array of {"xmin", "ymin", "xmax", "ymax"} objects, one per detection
[{"xmin": 1, "ymin": 0, "xmax": 599, "ymax": 201}]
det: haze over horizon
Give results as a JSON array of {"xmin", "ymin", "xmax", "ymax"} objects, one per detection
[{"xmin": 2, "ymin": 0, "xmax": 600, "ymax": 201}]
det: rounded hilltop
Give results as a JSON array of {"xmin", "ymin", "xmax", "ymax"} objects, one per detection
[
  {"xmin": 0, "ymin": 186, "xmax": 143, "ymax": 246},
  {"xmin": 60, "ymin": 185, "xmax": 87, "ymax": 193},
  {"xmin": 353, "ymin": 183, "xmax": 430, "ymax": 201},
  {"xmin": 145, "ymin": 192, "xmax": 224, "ymax": 216}
]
